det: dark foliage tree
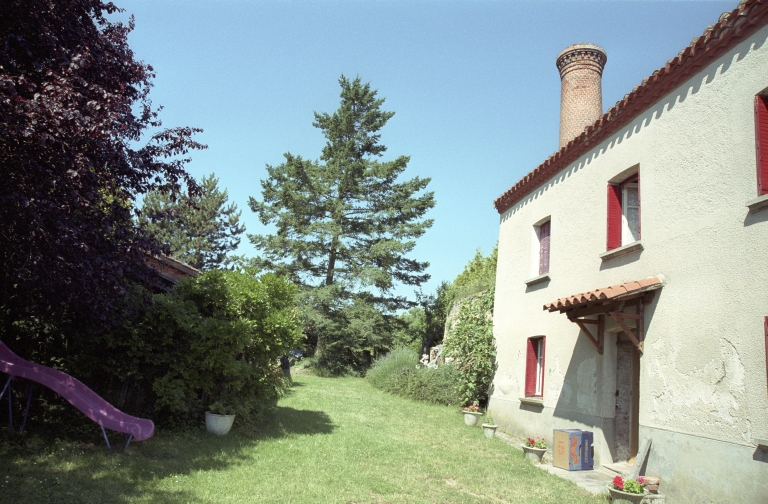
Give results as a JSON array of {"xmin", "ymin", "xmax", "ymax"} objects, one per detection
[
  {"xmin": 249, "ymin": 76, "xmax": 434, "ymax": 372},
  {"xmin": 0, "ymin": 0, "xmax": 204, "ymax": 345},
  {"xmin": 139, "ymin": 174, "xmax": 245, "ymax": 270}
]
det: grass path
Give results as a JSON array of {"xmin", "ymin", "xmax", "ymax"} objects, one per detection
[{"xmin": 0, "ymin": 374, "xmax": 605, "ymax": 503}]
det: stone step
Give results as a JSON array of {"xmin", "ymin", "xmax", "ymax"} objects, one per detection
[{"xmin": 600, "ymin": 461, "xmax": 632, "ymax": 477}]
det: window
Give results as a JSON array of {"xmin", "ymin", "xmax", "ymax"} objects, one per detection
[
  {"xmin": 529, "ymin": 218, "xmax": 551, "ymax": 279},
  {"xmin": 525, "ymin": 336, "xmax": 546, "ymax": 397},
  {"xmin": 756, "ymin": 95, "xmax": 768, "ymax": 195},
  {"xmin": 607, "ymin": 173, "xmax": 640, "ymax": 250},
  {"xmin": 538, "ymin": 220, "xmax": 551, "ymax": 275}
]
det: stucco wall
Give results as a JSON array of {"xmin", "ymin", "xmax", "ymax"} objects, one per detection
[{"xmin": 490, "ymin": 24, "xmax": 768, "ymax": 502}]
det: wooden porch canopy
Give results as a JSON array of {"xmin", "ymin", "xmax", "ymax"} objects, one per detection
[{"xmin": 543, "ymin": 276, "xmax": 663, "ymax": 354}]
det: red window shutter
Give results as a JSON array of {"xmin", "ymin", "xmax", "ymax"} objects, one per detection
[
  {"xmin": 756, "ymin": 96, "xmax": 768, "ymax": 195},
  {"xmin": 607, "ymin": 184, "xmax": 622, "ymax": 250},
  {"xmin": 636, "ymin": 169, "xmax": 641, "ymax": 239},
  {"xmin": 539, "ymin": 221, "xmax": 550, "ymax": 275},
  {"xmin": 540, "ymin": 337, "xmax": 546, "ymax": 396},
  {"xmin": 525, "ymin": 338, "xmax": 536, "ymax": 397}
]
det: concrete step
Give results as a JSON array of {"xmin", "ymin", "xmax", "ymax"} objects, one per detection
[{"xmin": 600, "ymin": 461, "xmax": 632, "ymax": 477}]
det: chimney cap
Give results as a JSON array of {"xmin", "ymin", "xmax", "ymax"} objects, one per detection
[
  {"xmin": 556, "ymin": 43, "xmax": 607, "ymax": 73},
  {"xmin": 557, "ymin": 42, "xmax": 606, "ymax": 60}
]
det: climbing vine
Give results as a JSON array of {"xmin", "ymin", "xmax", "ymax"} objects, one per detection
[{"xmin": 443, "ymin": 288, "xmax": 496, "ymax": 406}]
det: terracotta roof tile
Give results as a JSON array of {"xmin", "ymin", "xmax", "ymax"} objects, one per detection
[
  {"xmin": 495, "ymin": 0, "xmax": 768, "ymax": 214},
  {"xmin": 543, "ymin": 276, "xmax": 663, "ymax": 312}
]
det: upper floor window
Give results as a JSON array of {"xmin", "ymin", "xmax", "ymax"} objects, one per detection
[
  {"xmin": 538, "ymin": 220, "xmax": 551, "ymax": 275},
  {"xmin": 755, "ymin": 94, "xmax": 768, "ymax": 195},
  {"xmin": 607, "ymin": 172, "xmax": 640, "ymax": 250},
  {"xmin": 530, "ymin": 218, "xmax": 551, "ymax": 278}
]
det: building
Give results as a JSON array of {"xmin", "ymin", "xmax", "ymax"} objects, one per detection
[
  {"xmin": 144, "ymin": 254, "xmax": 201, "ymax": 291},
  {"xmin": 489, "ymin": 1, "xmax": 768, "ymax": 502}
]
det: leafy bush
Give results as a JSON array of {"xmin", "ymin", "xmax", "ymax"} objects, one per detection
[
  {"xmin": 1, "ymin": 270, "xmax": 301, "ymax": 431},
  {"xmin": 366, "ymin": 347, "xmax": 461, "ymax": 406},
  {"xmin": 365, "ymin": 347, "xmax": 419, "ymax": 391},
  {"xmin": 143, "ymin": 270, "xmax": 302, "ymax": 422},
  {"xmin": 403, "ymin": 364, "xmax": 461, "ymax": 405},
  {"xmin": 443, "ymin": 288, "xmax": 496, "ymax": 406},
  {"xmin": 447, "ymin": 247, "xmax": 497, "ymax": 303}
]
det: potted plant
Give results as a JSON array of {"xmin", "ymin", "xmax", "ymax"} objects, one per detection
[
  {"xmin": 481, "ymin": 416, "xmax": 497, "ymax": 439},
  {"xmin": 521, "ymin": 436, "xmax": 547, "ymax": 463},
  {"xmin": 205, "ymin": 399, "xmax": 237, "ymax": 436},
  {"xmin": 607, "ymin": 476, "xmax": 647, "ymax": 504},
  {"xmin": 461, "ymin": 402, "xmax": 483, "ymax": 426}
]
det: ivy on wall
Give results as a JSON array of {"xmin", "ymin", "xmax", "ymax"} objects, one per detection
[{"xmin": 443, "ymin": 288, "xmax": 495, "ymax": 406}]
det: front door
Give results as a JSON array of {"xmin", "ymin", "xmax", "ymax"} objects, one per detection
[{"xmin": 615, "ymin": 337, "xmax": 640, "ymax": 463}]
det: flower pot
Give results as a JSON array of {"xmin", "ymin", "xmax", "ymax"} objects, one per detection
[
  {"xmin": 607, "ymin": 485, "xmax": 646, "ymax": 504},
  {"xmin": 462, "ymin": 411, "xmax": 482, "ymax": 426},
  {"xmin": 482, "ymin": 423, "xmax": 497, "ymax": 439},
  {"xmin": 521, "ymin": 444, "xmax": 547, "ymax": 464},
  {"xmin": 205, "ymin": 411, "xmax": 236, "ymax": 436}
]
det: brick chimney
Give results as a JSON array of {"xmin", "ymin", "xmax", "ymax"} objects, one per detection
[{"xmin": 556, "ymin": 43, "xmax": 607, "ymax": 149}]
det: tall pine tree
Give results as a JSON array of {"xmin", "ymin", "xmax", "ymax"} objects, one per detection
[
  {"xmin": 249, "ymin": 76, "xmax": 434, "ymax": 371},
  {"xmin": 140, "ymin": 174, "xmax": 245, "ymax": 270}
]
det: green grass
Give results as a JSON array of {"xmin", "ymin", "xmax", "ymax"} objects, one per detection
[{"xmin": 0, "ymin": 375, "xmax": 605, "ymax": 503}]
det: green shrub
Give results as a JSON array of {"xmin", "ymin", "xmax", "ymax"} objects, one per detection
[
  {"xmin": 1, "ymin": 270, "xmax": 301, "ymax": 430},
  {"xmin": 404, "ymin": 363, "xmax": 461, "ymax": 405},
  {"xmin": 366, "ymin": 347, "xmax": 418, "ymax": 391},
  {"xmin": 443, "ymin": 288, "xmax": 496, "ymax": 406},
  {"xmin": 366, "ymin": 347, "xmax": 461, "ymax": 406},
  {"xmin": 144, "ymin": 270, "xmax": 302, "ymax": 422},
  {"xmin": 447, "ymin": 247, "xmax": 497, "ymax": 303}
]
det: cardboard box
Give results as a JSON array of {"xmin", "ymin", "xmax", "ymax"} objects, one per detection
[{"xmin": 553, "ymin": 429, "xmax": 593, "ymax": 470}]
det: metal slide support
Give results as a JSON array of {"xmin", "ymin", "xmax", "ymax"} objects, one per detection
[
  {"xmin": 20, "ymin": 385, "xmax": 34, "ymax": 433},
  {"xmin": 101, "ymin": 425, "xmax": 111, "ymax": 450},
  {"xmin": 0, "ymin": 376, "xmax": 11, "ymax": 430},
  {"xmin": 0, "ymin": 376, "xmax": 10, "ymax": 401},
  {"xmin": 3, "ymin": 376, "xmax": 12, "ymax": 430},
  {"xmin": 123, "ymin": 434, "xmax": 134, "ymax": 452}
]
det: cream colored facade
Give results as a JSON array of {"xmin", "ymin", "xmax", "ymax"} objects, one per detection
[{"xmin": 490, "ymin": 20, "xmax": 768, "ymax": 504}]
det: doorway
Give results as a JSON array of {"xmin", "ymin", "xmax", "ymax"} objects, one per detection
[{"xmin": 614, "ymin": 336, "xmax": 640, "ymax": 463}]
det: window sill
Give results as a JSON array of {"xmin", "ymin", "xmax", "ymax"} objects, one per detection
[
  {"xmin": 756, "ymin": 438, "xmax": 768, "ymax": 451},
  {"xmin": 746, "ymin": 194, "xmax": 768, "ymax": 212},
  {"xmin": 600, "ymin": 240, "xmax": 644, "ymax": 261},
  {"xmin": 524, "ymin": 273, "xmax": 550, "ymax": 286},
  {"xmin": 519, "ymin": 397, "xmax": 544, "ymax": 406}
]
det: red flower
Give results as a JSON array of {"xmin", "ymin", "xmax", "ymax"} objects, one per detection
[{"xmin": 612, "ymin": 475, "xmax": 624, "ymax": 490}]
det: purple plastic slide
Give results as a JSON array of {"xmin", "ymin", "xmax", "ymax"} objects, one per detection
[{"xmin": 0, "ymin": 340, "xmax": 154, "ymax": 441}]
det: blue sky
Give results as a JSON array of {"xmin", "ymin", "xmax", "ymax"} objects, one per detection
[{"xmin": 115, "ymin": 0, "xmax": 734, "ymax": 300}]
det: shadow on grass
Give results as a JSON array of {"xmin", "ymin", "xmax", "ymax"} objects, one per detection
[{"xmin": 0, "ymin": 403, "xmax": 334, "ymax": 504}]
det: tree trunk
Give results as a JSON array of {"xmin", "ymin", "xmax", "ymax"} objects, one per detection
[{"xmin": 325, "ymin": 235, "xmax": 339, "ymax": 286}]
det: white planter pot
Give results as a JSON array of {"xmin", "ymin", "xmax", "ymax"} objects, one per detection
[
  {"xmin": 205, "ymin": 411, "xmax": 236, "ymax": 436},
  {"xmin": 606, "ymin": 484, "xmax": 647, "ymax": 504},
  {"xmin": 521, "ymin": 444, "xmax": 547, "ymax": 463},
  {"xmin": 462, "ymin": 411, "xmax": 482, "ymax": 426},
  {"xmin": 482, "ymin": 423, "xmax": 497, "ymax": 439}
]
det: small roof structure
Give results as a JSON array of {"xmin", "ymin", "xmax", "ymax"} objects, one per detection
[
  {"xmin": 144, "ymin": 254, "xmax": 201, "ymax": 291},
  {"xmin": 543, "ymin": 276, "xmax": 664, "ymax": 354},
  {"xmin": 544, "ymin": 276, "xmax": 663, "ymax": 313}
]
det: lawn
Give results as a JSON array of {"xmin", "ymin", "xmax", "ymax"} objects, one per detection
[{"xmin": 0, "ymin": 373, "xmax": 605, "ymax": 503}]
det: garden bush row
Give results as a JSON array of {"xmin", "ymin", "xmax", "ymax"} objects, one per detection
[
  {"xmin": 8, "ymin": 270, "xmax": 302, "ymax": 428},
  {"xmin": 365, "ymin": 347, "xmax": 462, "ymax": 406}
]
